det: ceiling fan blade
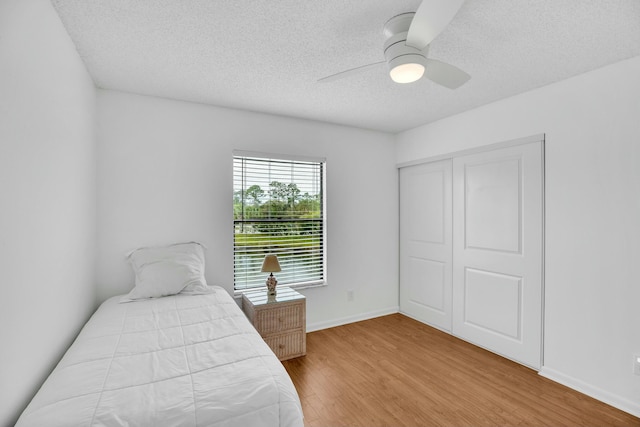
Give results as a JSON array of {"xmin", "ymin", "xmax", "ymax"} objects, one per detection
[
  {"xmin": 406, "ymin": 0, "xmax": 465, "ymax": 50},
  {"xmin": 318, "ymin": 61, "xmax": 385, "ymax": 83},
  {"xmin": 424, "ymin": 58, "xmax": 470, "ymax": 89}
]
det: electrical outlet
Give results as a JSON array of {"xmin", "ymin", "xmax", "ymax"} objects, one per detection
[
  {"xmin": 347, "ymin": 290, "xmax": 354, "ymax": 302},
  {"xmin": 634, "ymin": 355, "xmax": 640, "ymax": 376}
]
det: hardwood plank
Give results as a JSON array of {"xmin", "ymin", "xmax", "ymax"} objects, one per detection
[{"xmin": 282, "ymin": 314, "xmax": 640, "ymax": 427}]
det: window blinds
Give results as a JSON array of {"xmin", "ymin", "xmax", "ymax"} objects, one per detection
[{"xmin": 233, "ymin": 154, "xmax": 325, "ymax": 290}]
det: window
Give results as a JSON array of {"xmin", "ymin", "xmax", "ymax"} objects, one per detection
[{"xmin": 233, "ymin": 152, "xmax": 325, "ymax": 291}]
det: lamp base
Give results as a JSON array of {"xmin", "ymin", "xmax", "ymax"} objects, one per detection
[{"xmin": 266, "ymin": 274, "xmax": 278, "ymax": 296}]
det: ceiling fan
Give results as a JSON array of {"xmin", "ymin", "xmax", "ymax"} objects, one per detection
[{"xmin": 318, "ymin": 0, "xmax": 470, "ymax": 89}]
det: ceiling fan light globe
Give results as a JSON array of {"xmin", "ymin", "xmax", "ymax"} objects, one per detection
[{"xmin": 390, "ymin": 62, "xmax": 425, "ymax": 83}]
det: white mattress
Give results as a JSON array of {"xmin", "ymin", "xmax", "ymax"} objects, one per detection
[{"xmin": 17, "ymin": 286, "xmax": 304, "ymax": 427}]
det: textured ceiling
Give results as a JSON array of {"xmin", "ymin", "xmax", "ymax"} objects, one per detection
[{"xmin": 51, "ymin": 0, "xmax": 640, "ymax": 133}]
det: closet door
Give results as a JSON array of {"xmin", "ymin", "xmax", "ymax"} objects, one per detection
[
  {"xmin": 400, "ymin": 160, "xmax": 453, "ymax": 331},
  {"xmin": 451, "ymin": 142, "xmax": 543, "ymax": 369}
]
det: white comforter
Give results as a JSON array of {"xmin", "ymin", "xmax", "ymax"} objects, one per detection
[{"xmin": 17, "ymin": 286, "xmax": 304, "ymax": 427}]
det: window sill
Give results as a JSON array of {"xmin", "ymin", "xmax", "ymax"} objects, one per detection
[{"xmin": 234, "ymin": 281, "xmax": 326, "ymax": 298}]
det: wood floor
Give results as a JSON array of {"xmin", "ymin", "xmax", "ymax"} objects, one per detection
[{"xmin": 282, "ymin": 314, "xmax": 639, "ymax": 427}]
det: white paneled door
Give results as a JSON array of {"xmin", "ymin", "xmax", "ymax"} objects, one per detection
[
  {"xmin": 399, "ymin": 138, "xmax": 543, "ymax": 369},
  {"xmin": 400, "ymin": 160, "xmax": 453, "ymax": 332},
  {"xmin": 452, "ymin": 142, "xmax": 543, "ymax": 369}
]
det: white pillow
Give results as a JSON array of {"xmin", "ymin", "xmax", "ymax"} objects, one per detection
[{"xmin": 121, "ymin": 242, "xmax": 210, "ymax": 302}]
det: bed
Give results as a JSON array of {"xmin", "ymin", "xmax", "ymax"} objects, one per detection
[{"xmin": 16, "ymin": 243, "xmax": 304, "ymax": 427}]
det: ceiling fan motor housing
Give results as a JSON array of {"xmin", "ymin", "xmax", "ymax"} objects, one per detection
[
  {"xmin": 383, "ymin": 13, "xmax": 427, "ymax": 82},
  {"xmin": 384, "ymin": 32, "xmax": 427, "ymax": 69}
]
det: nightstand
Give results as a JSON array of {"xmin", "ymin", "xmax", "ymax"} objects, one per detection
[{"xmin": 242, "ymin": 287, "xmax": 306, "ymax": 361}]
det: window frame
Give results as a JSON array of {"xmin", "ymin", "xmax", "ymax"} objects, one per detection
[{"xmin": 232, "ymin": 150, "xmax": 327, "ymax": 294}]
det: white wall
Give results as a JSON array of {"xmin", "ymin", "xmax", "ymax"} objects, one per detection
[
  {"xmin": 96, "ymin": 90, "xmax": 399, "ymax": 331},
  {"xmin": 0, "ymin": 1, "xmax": 97, "ymax": 425},
  {"xmin": 396, "ymin": 56, "xmax": 640, "ymax": 416}
]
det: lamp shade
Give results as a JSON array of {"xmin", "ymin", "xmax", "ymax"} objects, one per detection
[{"xmin": 261, "ymin": 254, "xmax": 281, "ymax": 273}]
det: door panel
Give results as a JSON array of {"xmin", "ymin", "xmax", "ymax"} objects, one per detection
[
  {"xmin": 465, "ymin": 158, "xmax": 521, "ymax": 253},
  {"xmin": 407, "ymin": 169, "xmax": 446, "ymax": 244},
  {"xmin": 408, "ymin": 258, "xmax": 446, "ymax": 313},
  {"xmin": 400, "ymin": 160, "xmax": 452, "ymax": 331},
  {"xmin": 452, "ymin": 142, "xmax": 543, "ymax": 369},
  {"xmin": 463, "ymin": 268, "xmax": 522, "ymax": 340}
]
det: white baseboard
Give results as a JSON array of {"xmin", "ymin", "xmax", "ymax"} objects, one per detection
[
  {"xmin": 306, "ymin": 306, "xmax": 399, "ymax": 332},
  {"xmin": 539, "ymin": 367, "xmax": 640, "ymax": 418}
]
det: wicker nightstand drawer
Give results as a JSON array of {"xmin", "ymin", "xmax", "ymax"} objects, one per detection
[
  {"xmin": 264, "ymin": 330, "xmax": 306, "ymax": 361},
  {"xmin": 242, "ymin": 287, "xmax": 306, "ymax": 361},
  {"xmin": 256, "ymin": 304, "xmax": 304, "ymax": 335}
]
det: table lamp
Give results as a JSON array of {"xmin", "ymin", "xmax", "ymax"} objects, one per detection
[{"xmin": 261, "ymin": 254, "xmax": 281, "ymax": 296}]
